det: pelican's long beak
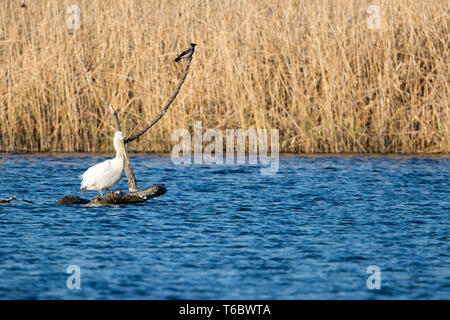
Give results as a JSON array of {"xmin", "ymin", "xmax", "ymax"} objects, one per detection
[{"xmin": 117, "ymin": 139, "xmax": 129, "ymax": 163}]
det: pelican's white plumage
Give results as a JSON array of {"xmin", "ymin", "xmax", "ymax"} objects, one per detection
[{"xmin": 80, "ymin": 131, "xmax": 129, "ymax": 196}]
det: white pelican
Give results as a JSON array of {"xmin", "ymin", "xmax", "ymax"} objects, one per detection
[{"xmin": 80, "ymin": 131, "xmax": 129, "ymax": 196}]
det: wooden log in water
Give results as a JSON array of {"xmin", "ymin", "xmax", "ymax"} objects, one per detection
[
  {"xmin": 57, "ymin": 184, "xmax": 166, "ymax": 205},
  {"xmin": 0, "ymin": 195, "xmax": 34, "ymax": 204}
]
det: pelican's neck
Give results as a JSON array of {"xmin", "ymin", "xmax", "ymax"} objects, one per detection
[{"xmin": 114, "ymin": 139, "xmax": 125, "ymax": 160}]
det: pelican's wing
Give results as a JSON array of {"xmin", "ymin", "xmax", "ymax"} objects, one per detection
[{"xmin": 80, "ymin": 159, "xmax": 112, "ymax": 190}]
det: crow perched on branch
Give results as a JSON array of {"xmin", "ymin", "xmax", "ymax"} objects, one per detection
[{"xmin": 174, "ymin": 43, "xmax": 197, "ymax": 62}]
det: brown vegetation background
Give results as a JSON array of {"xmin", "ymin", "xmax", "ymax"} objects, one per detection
[{"xmin": 0, "ymin": 0, "xmax": 448, "ymax": 153}]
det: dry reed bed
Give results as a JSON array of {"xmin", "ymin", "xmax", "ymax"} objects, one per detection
[{"xmin": 0, "ymin": 0, "xmax": 448, "ymax": 153}]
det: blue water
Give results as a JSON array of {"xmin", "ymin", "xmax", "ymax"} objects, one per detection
[{"xmin": 0, "ymin": 154, "xmax": 449, "ymax": 299}]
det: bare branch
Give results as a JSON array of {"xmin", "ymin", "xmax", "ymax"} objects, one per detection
[
  {"xmin": 0, "ymin": 195, "xmax": 34, "ymax": 203},
  {"xmin": 124, "ymin": 55, "xmax": 194, "ymax": 144},
  {"xmin": 109, "ymin": 104, "xmax": 122, "ymax": 131},
  {"xmin": 109, "ymin": 105, "xmax": 138, "ymax": 192}
]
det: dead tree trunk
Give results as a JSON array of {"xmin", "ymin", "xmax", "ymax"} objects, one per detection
[
  {"xmin": 110, "ymin": 105, "xmax": 137, "ymax": 192},
  {"xmin": 58, "ymin": 46, "xmax": 195, "ymax": 205}
]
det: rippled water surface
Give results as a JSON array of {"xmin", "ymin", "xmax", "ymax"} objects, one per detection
[{"xmin": 0, "ymin": 154, "xmax": 449, "ymax": 299}]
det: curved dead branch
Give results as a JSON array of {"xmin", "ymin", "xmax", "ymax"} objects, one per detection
[
  {"xmin": 124, "ymin": 55, "xmax": 194, "ymax": 144},
  {"xmin": 72, "ymin": 49, "xmax": 194, "ymax": 205}
]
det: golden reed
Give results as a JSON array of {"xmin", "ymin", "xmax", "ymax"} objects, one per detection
[{"xmin": 0, "ymin": 0, "xmax": 448, "ymax": 153}]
